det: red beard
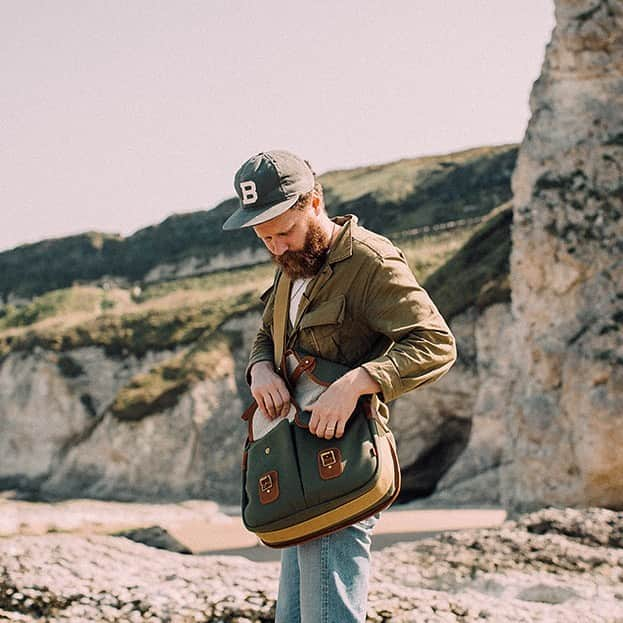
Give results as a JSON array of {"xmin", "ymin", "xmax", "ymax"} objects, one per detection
[{"xmin": 270, "ymin": 219, "xmax": 331, "ymax": 279}]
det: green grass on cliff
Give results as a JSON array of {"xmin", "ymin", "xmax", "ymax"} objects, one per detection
[
  {"xmin": 321, "ymin": 144, "xmax": 517, "ymax": 234},
  {"xmin": 423, "ymin": 203, "xmax": 512, "ymax": 320},
  {"xmin": 110, "ymin": 333, "xmax": 239, "ymax": 421},
  {"xmin": 0, "ymin": 209, "xmax": 511, "ymax": 420},
  {"xmin": 135, "ymin": 263, "xmax": 275, "ymax": 303},
  {"xmin": 0, "ymin": 144, "xmax": 517, "ymax": 302},
  {"xmin": 0, "ymin": 144, "xmax": 515, "ymax": 420},
  {"xmin": 0, "ymin": 286, "xmax": 132, "ymax": 330},
  {"xmin": 0, "ymin": 272, "xmax": 271, "ymax": 361},
  {"xmin": 396, "ymin": 225, "xmax": 480, "ymax": 283}
]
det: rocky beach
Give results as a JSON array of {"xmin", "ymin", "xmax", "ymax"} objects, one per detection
[
  {"xmin": 1, "ymin": 503, "xmax": 621, "ymax": 622},
  {"xmin": 1, "ymin": 0, "xmax": 621, "ymax": 621}
]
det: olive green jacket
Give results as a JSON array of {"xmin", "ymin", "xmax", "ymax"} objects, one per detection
[{"xmin": 245, "ymin": 214, "xmax": 457, "ymax": 420}]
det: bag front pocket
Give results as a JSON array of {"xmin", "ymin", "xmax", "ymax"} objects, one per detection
[
  {"xmin": 294, "ymin": 411, "xmax": 378, "ymax": 508},
  {"xmin": 243, "ymin": 419, "xmax": 306, "ymax": 529}
]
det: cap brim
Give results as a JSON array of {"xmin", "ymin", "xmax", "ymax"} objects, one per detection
[{"xmin": 222, "ymin": 194, "xmax": 300, "ymax": 230}]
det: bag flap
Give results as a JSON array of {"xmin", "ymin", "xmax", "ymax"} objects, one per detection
[
  {"xmin": 298, "ymin": 295, "xmax": 345, "ymax": 330},
  {"xmin": 286, "ymin": 349, "xmax": 351, "ymax": 399}
]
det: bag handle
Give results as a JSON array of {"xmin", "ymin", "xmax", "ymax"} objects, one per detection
[{"xmin": 273, "ymin": 272, "xmax": 292, "ymax": 373}]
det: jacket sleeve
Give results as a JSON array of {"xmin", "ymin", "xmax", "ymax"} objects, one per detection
[
  {"xmin": 359, "ymin": 251, "xmax": 457, "ymax": 403},
  {"xmin": 245, "ymin": 323, "xmax": 275, "ymax": 386},
  {"xmin": 244, "ymin": 282, "xmax": 277, "ymax": 386}
]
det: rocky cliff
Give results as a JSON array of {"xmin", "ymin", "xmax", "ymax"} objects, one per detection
[
  {"xmin": 0, "ymin": 302, "xmax": 508, "ymax": 507},
  {"xmin": 0, "ymin": 198, "xmax": 517, "ymax": 506},
  {"xmin": 502, "ymin": 0, "xmax": 623, "ymax": 513}
]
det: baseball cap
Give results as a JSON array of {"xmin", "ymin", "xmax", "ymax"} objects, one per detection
[{"xmin": 222, "ymin": 149, "xmax": 315, "ymax": 230}]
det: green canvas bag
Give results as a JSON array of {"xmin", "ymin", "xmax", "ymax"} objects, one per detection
[{"xmin": 240, "ymin": 273, "xmax": 401, "ymax": 548}]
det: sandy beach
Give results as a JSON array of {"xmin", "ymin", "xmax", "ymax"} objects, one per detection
[
  {"xmin": 177, "ymin": 508, "xmax": 508, "ymax": 560},
  {"xmin": 1, "ymin": 493, "xmax": 507, "ymax": 561}
]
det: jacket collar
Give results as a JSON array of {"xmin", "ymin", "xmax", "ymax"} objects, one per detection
[
  {"xmin": 286, "ymin": 214, "xmax": 357, "ymax": 338},
  {"xmin": 327, "ymin": 214, "xmax": 357, "ymax": 265}
]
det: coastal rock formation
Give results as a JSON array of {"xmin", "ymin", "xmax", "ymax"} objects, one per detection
[
  {"xmin": 402, "ymin": 303, "xmax": 513, "ymax": 507},
  {"xmin": 0, "ymin": 300, "xmax": 506, "ymax": 507},
  {"xmin": 504, "ymin": 0, "xmax": 623, "ymax": 512},
  {"xmin": 0, "ymin": 507, "xmax": 621, "ymax": 622},
  {"xmin": 0, "ymin": 314, "xmax": 258, "ymax": 503}
]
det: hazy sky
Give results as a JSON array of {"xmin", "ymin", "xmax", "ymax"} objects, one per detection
[{"xmin": 0, "ymin": 1, "xmax": 555, "ymax": 253}]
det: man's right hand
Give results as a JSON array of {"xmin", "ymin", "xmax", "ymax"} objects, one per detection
[{"xmin": 250, "ymin": 361, "xmax": 292, "ymax": 420}]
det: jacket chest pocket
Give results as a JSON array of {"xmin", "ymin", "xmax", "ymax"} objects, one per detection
[{"xmin": 298, "ymin": 295, "xmax": 346, "ymax": 356}]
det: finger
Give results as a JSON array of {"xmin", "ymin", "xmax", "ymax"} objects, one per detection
[
  {"xmin": 323, "ymin": 421, "xmax": 337, "ymax": 440},
  {"xmin": 270, "ymin": 391, "xmax": 284, "ymax": 419},
  {"xmin": 256, "ymin": 395, "xmax": 269, "ymax": 419},
  {"xmin": 314, "ymin": 415, "xmax": 332, "ymax": 439},
  {"xmin": 275, "ymin": 386, "xmax": 291, "ymax": 419},
  {"xmin": 334, "ymin": 419, "xmax": 346, "ymax": 439},
  {"xmin": 308, "ymin": 409, "xmax": 320, "ymax": 435},
  {"xmin": 264, "ymin": 393, "xmax": 278, "ymax": 420}
]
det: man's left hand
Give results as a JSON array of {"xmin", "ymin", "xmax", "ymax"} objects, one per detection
[
  {"xmin": 308, "ymin": 379, "xmax": 359, "ymax": 440},
  {"xmin": 307, "ymin": 366, "xmax": 382, "ymax": 440}
]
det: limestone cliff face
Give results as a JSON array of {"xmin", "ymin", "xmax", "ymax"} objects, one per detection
[
  {"xmin": 503, "ymin": 0, "xmax": 623, "ymax": 512},
  {"xmin": 0, "ymin": 303, "xmax": 506, "ymax": 506},
  {"xmin": 0, "ymin": 314, "xmax": 259, "ymax": 504},
  {"xmin": 401, "ymin": 303, "xmax": 514, "ymax": 508}
]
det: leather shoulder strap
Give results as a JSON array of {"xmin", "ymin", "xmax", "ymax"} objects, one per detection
[{"xmin": 273, "ymin": 273, "xmax": 291, "ymax": 372}]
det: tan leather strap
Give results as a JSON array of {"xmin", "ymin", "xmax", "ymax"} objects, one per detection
[{"xmin": 273, "ymin": 273, "xmax": 292, "ymax": 372}]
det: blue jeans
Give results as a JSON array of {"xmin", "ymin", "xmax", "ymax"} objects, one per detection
[{"xmin": 274, "ymin": 512, "xmax": 380, "ymax": 623}]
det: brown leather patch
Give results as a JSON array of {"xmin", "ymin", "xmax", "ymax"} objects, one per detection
[
  {"xmin": 259, "ymin": 470, "xmax": 279, "ymax": 504},
  {"xmin": 317, "ymin": 448, "xmax": 344, "ymax": 480}
]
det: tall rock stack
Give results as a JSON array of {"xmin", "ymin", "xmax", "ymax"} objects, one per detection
[{"xmin": 503, "ymin": 0, "xmax": 623, "ymax": 513}]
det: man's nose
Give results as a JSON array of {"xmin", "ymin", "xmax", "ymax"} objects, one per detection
[{"xmin": 270, "ymin": 240, "xmax": 289, "ymax": 256}]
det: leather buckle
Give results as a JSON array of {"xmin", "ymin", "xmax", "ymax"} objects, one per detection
[
  {"xmin": 259, "ymin": 474, "xmax": 273, "ymax": 492},
  {"xmin": 320, "ymin": 449, "xmax": 337, "ymax": 468}
]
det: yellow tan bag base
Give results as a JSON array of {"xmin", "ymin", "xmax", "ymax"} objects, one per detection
[{"xmin": 255, "ymin": 432, "xmax": 401, "ymax": 548}]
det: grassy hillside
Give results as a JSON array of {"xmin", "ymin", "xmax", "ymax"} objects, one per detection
[
  {"xmin": 0, "ymin": 207, "xmax": 510, "ymax": 419},
  {"xmin": 0, "ymin": 146, "xmax": 515, "ymax": 420},
  {"xmin": 0, "ymin": 144, "xmax": 517, "ymax": 302},
  {"xmin": 322, "ymin": 144, "xmax": 516, "ymax": 233},
  {"xmin": 424, "ymin": 202, "xmax": 512, "ymax": 320}
]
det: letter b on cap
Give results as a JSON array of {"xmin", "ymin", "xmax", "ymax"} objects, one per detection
[{"xmin": 240, "ymin": 181, "xmax": 258, "ymax": 205}]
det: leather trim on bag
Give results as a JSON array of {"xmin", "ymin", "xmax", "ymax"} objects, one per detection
[
  {"xmin": 259, "ymin": 470, "xmax": 279, "ymax": 504},
  {"xmin": 289, "ymin": 355, "xmax": 317, "ymax": 384},
  {"xmin": 317, "ymin": 448, "xmax": 344, "ymax": 480}
]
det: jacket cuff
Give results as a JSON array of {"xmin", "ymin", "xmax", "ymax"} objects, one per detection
[{"xmin": 360, "ymin": 357, "xmax": 402, "ymax": 404}]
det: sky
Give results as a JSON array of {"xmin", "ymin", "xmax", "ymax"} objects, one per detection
[{"xmin": 0, "ymin": 1, "xmax": 556, "ymax": 253}]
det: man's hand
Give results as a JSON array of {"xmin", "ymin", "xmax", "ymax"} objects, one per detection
[
  {"xmin": 308, "ymin": 367, "xmax": 381, "ymax": 439},
  {"xmin": 250, "ymin": 361, "xmax": 291, "ymax": 420}
]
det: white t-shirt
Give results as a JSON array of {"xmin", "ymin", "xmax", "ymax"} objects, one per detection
[{"xmin": 289, "ymin": 277, "xmax": 312, "ymax": 326}]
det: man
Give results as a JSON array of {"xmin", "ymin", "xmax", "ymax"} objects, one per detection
[{"xmin": 222, "ymin": 149, "xmax": 457, "ymax": 623}]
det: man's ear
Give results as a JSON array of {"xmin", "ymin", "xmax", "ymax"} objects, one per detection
[{"xmin": 311, "ymin": 192, "xmax": 321, "ymax": 213}]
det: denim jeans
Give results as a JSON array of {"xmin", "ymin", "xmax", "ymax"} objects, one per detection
[{"xmin": 274, "ymin": 512, "xmax": 380, "ymax": 623}]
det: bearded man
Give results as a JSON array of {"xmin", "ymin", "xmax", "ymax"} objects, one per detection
[{"xmin": 222, "ymin": 149, "xmax": 456, "ymax": 623}]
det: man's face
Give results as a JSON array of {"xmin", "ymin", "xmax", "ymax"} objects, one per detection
[{"xmin": 253, "ymin": 199, "xmax": 331, "ymax": 279}]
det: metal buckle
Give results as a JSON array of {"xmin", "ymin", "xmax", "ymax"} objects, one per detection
[
  {"xmin": 259, "ymin": 474, "xmax": 273, "ymax": 492},
  {"xmin": 320, "ymin": 449, "xmax": 337, "ymax": 468}
]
